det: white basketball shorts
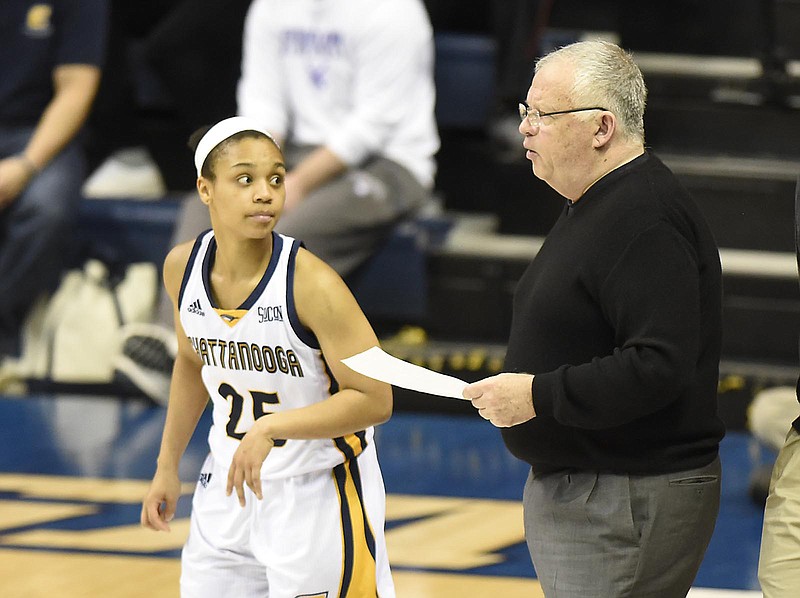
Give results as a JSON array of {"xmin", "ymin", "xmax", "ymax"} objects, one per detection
[{"xmin": 180, "ymin": 442, "xmax": 395, "ymax": 597}]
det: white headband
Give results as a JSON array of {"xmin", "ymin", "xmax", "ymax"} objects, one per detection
[{"xmin": 193, "ymin": 116, "xmax": 278, "ymax": 177}]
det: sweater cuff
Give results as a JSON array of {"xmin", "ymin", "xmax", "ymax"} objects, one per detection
[{"xmin": 531, "ymin": 373, "xmax": 554, "ymax": 418}]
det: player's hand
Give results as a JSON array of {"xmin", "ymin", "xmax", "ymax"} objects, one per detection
[
  {"xmin": 463, "ymin": 373, "xmax": 536, "ymax": 427},
  {"xmin": 226, "ymin": 423, "xmax": 275, "ymax": 507},
  {"xmin": 140, "ymin": 470, "xmax": 181, "ymax": 532}
]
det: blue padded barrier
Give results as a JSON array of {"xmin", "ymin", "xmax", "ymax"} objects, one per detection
[
  {"xmin": 347, "ymin": 215, "xmax": 454, "ymax": 323},
  {"xmin": 434, "ymin": 33, "xmax": 497, "ymax": 130},
  {"xmin": 76, "ymin": 197, "xmax": 182, "ymax": 267}
]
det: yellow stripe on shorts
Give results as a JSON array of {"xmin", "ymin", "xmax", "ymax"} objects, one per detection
[{"xmin": 332, "ymin": 459, "xmax": 378, "ymax": 597}]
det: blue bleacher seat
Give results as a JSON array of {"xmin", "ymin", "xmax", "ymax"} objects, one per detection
[{"xmin": 76, "ymin": 197, "xmax": 182, "ymax": 267}]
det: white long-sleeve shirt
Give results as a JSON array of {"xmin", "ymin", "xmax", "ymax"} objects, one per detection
[{"xmin": 237, "ymin": 0, "xmax": 439, "ymax": 188}]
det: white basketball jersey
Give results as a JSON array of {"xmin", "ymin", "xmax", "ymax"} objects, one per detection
[{"xmin": 179, "ymin": 230, "xmax": 374, "ymax": 479}]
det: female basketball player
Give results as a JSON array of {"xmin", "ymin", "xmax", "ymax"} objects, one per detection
[{"xmin": 140, "ymin": 116, "xmax": 395, "ymax": 597}]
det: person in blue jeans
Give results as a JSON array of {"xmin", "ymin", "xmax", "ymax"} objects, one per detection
[{"xmin": 0, "ymin": 0, "xmax": 108, "ymax": 358}]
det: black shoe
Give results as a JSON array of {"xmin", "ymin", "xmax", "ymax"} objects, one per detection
[{"xmin": 113, "ymin": 323, "xmax": 176, "ymax": 405}]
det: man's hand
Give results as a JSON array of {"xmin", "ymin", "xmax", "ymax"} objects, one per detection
[
  {"xmin": 463, "ymin": 373, "xmax": 536, "ymax": 427},
  {"xmin": 226, "ymin": 421, "xmax": 275, "ymax": 507},
  {"xmin": 0, "ymin": 156, "xmax": 36, "ymax": 208}
]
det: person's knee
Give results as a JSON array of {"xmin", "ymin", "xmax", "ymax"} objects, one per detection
[
  {"xmin": 20, "ymin": 191, "xmax": 75, "ymax": 232},
  {"xmin": 18, "ymin": 173, "xmax": 80, "ymax": 228},
  {"xmin": 20, "ymin": 147, "xmax": 85, "ymax": 223}
]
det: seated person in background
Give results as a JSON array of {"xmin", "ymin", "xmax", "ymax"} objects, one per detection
[
  {"xmin": 0, "ymin": 0, "xmax": 108, "ymax": 360},
  {"xmin": 114, "ymin": 0, "xmax": 439, "ymax": 405}
]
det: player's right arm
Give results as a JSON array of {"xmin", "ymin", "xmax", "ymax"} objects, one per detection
[{"xmin": 141, "ymin": 241, "xmax": 209, "ymax": 532}]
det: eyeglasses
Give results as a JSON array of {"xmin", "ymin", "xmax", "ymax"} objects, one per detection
[{"xmin": 518, "ymin": 102, "xmax": 608, "ymax": 128}]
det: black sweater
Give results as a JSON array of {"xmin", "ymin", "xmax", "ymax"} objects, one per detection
[{"xmin": 502, "ymin": 152, "xmax": 725, "ymax": 474}]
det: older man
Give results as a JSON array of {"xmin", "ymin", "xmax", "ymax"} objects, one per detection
[{"xmin": 464, "ymin": 40, "xmax": 725, "ymax": 597}]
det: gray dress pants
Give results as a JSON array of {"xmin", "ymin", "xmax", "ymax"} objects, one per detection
[{"xmin": 523, "ymin": 457, "xmax": 721, "ymax": 598}]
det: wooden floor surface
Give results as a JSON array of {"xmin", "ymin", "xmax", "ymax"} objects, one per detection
[{"xmin": 0, "ymin": 394, "xmax": 769, "ymax": 597}]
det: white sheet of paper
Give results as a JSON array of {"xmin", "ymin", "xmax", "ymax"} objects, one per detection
[{"xmin": 341, "ymin": 346, "xmax": 469, "ymax": 400}]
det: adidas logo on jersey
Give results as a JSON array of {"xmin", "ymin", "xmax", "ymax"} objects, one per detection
[{"xmin": 187, "ymin": 299, "xmax": 205, "ymax": 316}]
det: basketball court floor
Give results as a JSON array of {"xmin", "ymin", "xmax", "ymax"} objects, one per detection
[{"xmin": 0, "ymin": 391, "xmax": 769, "ymax": 597}]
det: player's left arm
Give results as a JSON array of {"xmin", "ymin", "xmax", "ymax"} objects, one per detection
[
  {"xmin": 226, "ymin": 248, "xmax": 392, "ymax": 504},
  {"xmin": 278, "ymin": 247, "xmax": 393, "ymax": 434}
]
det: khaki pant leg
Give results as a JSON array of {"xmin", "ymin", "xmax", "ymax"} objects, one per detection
[{"xmin": 759, "ymin": 427, "xmax": 800, "ymax": 597}]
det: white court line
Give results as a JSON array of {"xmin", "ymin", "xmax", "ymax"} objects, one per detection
[{"xmin": 688, "ymin": 589, "xmax": 762, "ymax": 597}]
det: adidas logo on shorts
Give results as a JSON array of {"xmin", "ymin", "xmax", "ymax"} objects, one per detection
[
  {"xmin": 187, "ymin": 299, "xmax": 205, "ymax": 316},
  {"xmin": 199, "ymin": 472, "xmax": 212, "ymax": 488}
]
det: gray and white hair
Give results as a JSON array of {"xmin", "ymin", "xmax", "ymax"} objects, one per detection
[{"xmin": 536, "ymin": 40, "xmax": 647, "ymax": 143}]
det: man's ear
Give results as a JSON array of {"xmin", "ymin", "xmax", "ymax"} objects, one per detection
[{"xmin": 593, "ymin": 112, "xmax": 616, "ymax": 148}]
